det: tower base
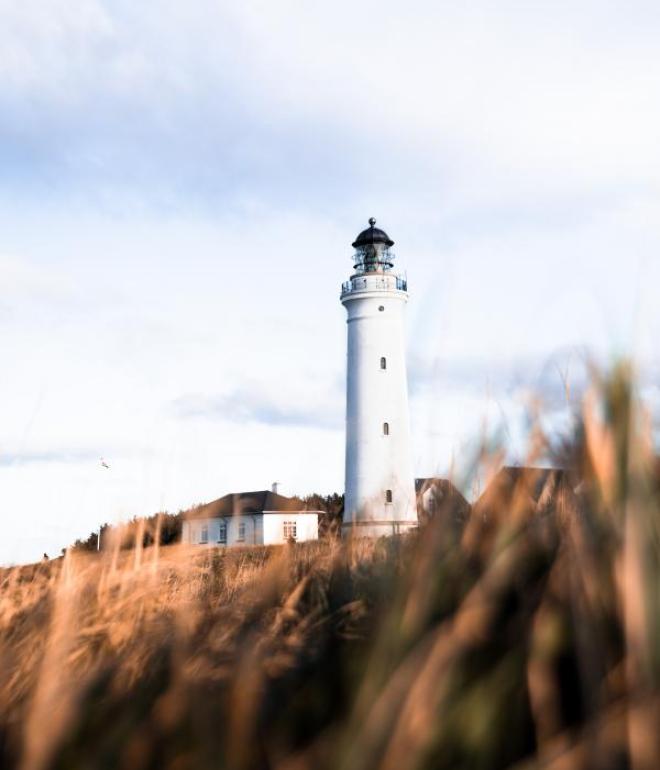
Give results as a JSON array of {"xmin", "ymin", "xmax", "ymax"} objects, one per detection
[{"xmin": 341, "ymin": 520, "xmax": 418, "ymax": 539}]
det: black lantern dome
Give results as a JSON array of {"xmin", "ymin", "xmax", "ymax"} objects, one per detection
[{"xmin": 352, "ymin": 218, "xmax": 394, "ymax": 249}]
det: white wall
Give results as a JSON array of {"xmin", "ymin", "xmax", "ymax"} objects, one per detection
[
  {"xmin": 183, "ymin": 515, "xmax": 259, "ymax": 546},
  {"xmin": 341, "ymin": 274, "xmax": 417, "ymax": 536},
  {"xmin": 262, "ymin": 513, "xmax": 318, "ymax": 545},
  {"xmin": 183, "ymin": 513, "xmax": 318, "ymax": 546}
]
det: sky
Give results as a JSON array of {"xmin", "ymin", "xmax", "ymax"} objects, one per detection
[{"xmin": 2, "ymin": 0, "xmax": 660, "ymax": 564}]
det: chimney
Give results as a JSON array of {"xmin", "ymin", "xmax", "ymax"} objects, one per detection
[{"xmin": 271, "ymin": 482, "xmax": 279, "ymax": 495}]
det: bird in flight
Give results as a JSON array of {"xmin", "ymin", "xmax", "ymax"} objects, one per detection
[{"xmin": 100, "ymin": 458, "xmax": 110, "ymax": 469}]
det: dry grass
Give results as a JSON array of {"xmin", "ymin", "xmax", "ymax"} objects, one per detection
[{"xmin": 2, "ymin": 364, "xmax": 660, "ymax": 770}]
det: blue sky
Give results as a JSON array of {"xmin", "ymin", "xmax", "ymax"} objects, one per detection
[{"xmin": 2, "ymin": 1, "xmax": 660, "ymax": 564}]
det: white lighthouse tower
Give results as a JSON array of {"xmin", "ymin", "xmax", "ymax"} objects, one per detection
[{"xmin": 341, "ymin": 218, "xmax": 417, "ymax": 537}]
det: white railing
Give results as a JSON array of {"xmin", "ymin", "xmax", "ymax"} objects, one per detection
[{"xmin": 341, "ymin": 274, "xmax": 407, "ymax": 295}]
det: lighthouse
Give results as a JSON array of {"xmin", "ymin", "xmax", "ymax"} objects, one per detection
[{"xmin": 341, "ymin": 219, "xmax": 417, "ymax": 537}]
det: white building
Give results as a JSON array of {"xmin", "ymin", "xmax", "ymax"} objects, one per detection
[
  {"xmin": 341, "ymin": 219, "xmax": 417, "ymax": 537},
  {"xmin": 415, "ymin": 477, "xmax": 470, "ymax": 527},
  {"xmin": 182, "ymin": 490, "xmax": 320, "ymax": 547}
]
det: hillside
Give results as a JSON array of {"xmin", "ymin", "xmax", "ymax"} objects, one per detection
[{"xmin": 1, "ymin": 369, "xmax": 659, "ymax": 769}]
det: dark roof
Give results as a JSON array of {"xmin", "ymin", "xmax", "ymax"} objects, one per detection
[
  {"xmin": 415, "ymin": 477, "xmax": 470, "ymax": 508},
  {"xmin": 415, "ymin": 477, "xmax": 471, "ymax": 528},
  {"xmin": 352, "ymin": 218, "xmax": 394, "ymax": 249},
  {"xmin": 186, "ymin": 490, "xmax": 317, "ymax": 520},
  {"xmin": 497, "ymin": 466, "xmax": 566, "ymax": 502},
  {"xmin": 415, "ymin": 477, "xmax": 466, "ymax": 499},
  {"xmin": 473, "ymin": 466, "xmax": 574, "ymax": 515}
]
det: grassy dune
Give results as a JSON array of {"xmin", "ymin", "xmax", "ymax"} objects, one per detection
[{"xmin": 2, "ymin": 365, "xmax": 660, "ymax": 770}]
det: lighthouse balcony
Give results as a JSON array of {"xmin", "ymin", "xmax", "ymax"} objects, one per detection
[{"xmin": 341, "ymin": 274, "xmax": 407, "ymax": 296}]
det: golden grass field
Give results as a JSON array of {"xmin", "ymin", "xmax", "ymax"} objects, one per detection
[{"xmin": 1, "ymin": 365, "xmax": 659, "ymax": 770}]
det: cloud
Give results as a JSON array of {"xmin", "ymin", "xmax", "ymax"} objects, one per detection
[
  {"xmin": 408, "ymin": 348, "xmax": 591, "ymax": 408},
  {"xmin": 0, "ymin": 448, "xmax": 101, "ymax": 467},
  {"xmin": 0, "ymin": 252, "xmax": 84, "ymax": 323},
  {"xmin": 2, "ymin": 1, "xmax": 660, "ymax": 566},
  {"xmin": 171, "ymin": 388, "xmax": 342, "ymax": 430},
  {"xmin": 1, "ymin": 1, "xmax": 659, "ymax": 216}
]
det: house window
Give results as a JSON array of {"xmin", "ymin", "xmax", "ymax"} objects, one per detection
[
  {"xmin": 200, "ymin": 524, "xmax": 208, "ymax": 544},
  {"xmin": 218, "ymin": 522, "xmax": 227, "ymax": 544},
  {"xmin": 283, "ymin": 521, "xmax": 297, "ymax": 541},
  {"xmin": 380, "ymin": 357, "xmax": 387, "ymax": 370},
  {"xmin": 237, "ymin": 522, "xmax": 246, "ymax": 542},
  {"xmin": 383, "ymin": 422, "xmax": 389, "ymax": 435},
  {"xmin": 385, "ymin": 489, "xmax": 393, "ymax": 504}
]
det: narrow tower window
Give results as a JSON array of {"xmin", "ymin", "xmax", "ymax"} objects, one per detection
[
  {"xmin": 385, "ymin": 489, "xmax": 393, "ymax": 503},
  {"xmin": 383, "ymin": 422, "xmax": 389, "ymax": 435},
  {"xmin": 380, "ymin": 357, "xmax": 387, "ymax": 370}
]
